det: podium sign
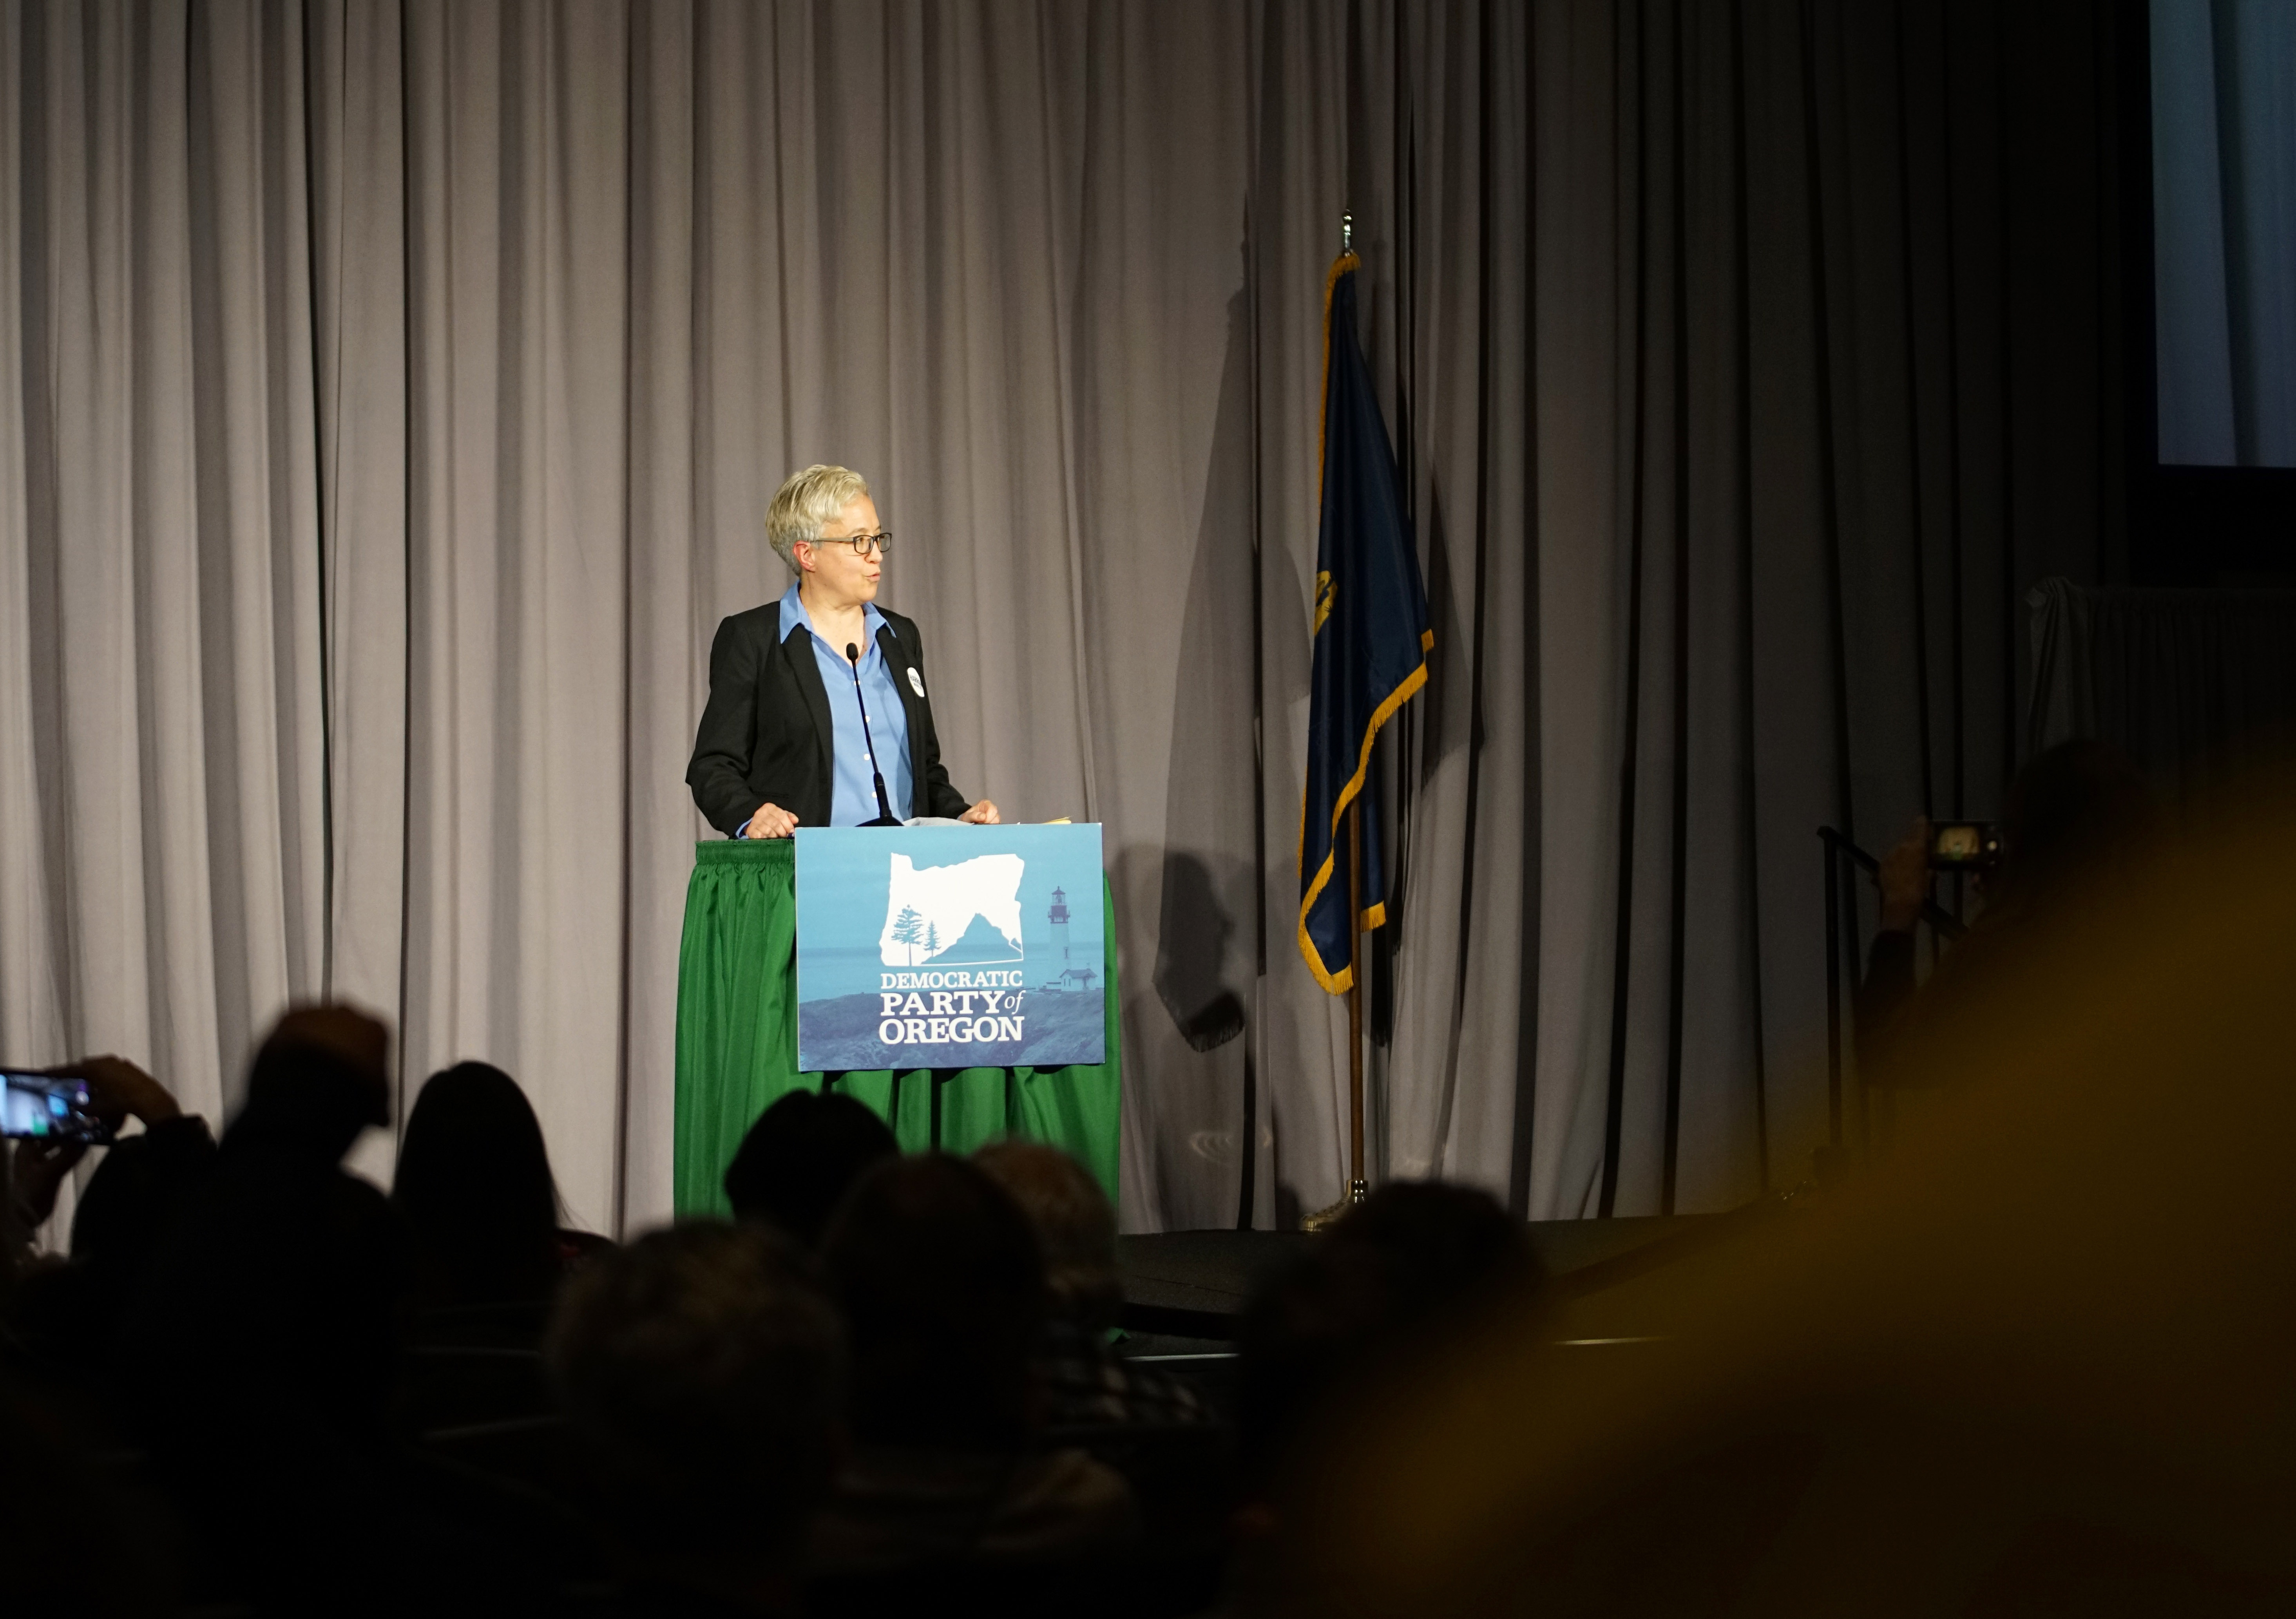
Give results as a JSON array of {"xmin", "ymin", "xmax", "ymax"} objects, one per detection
[{"xmin": 794, "ymin": 824, "xmax": 1107, "ymax": 1073}]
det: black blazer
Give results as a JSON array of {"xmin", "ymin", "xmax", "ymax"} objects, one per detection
[{"xmin": 686, "ymin": 603, "xmax": 972, "ymax": 836}]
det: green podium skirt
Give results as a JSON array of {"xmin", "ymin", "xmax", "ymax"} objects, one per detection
[{"xmin": 672, "ymin": 839, "xmax": 1121, "ymax": 1217}]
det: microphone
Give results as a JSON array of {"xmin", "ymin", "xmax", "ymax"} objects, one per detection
[{"xmin": 846, "ymin": 642, "xmax": 904, "ymax": 827}]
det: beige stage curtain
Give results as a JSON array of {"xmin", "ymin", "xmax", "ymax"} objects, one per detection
[{"xmin": 1, "ymin": 0, "xmax": 2123, "ymax": 1239}]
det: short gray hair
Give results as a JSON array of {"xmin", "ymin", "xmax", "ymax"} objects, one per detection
[
  {"xmin": 546, "ymin": 1222, "xmax": 845, "ymax": 1555},
  {"xmin": 766, "ymin": 464, "xmax": 871, "ymax": 572},
  {"xmin": 972, "ymin": 1140, "xmax": 1121, "ymax": 1329}
]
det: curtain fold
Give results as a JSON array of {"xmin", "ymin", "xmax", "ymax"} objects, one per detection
[{"xmin": 2, "ymin": 0, "xmax": 2125, "ymax": 1238}]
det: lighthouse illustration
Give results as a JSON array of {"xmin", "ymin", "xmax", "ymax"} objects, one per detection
[{"xmin": 1041, "ymin": 885, "xmax": 1097, "ymax": 991}]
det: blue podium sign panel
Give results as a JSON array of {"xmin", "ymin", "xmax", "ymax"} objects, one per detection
[{"xmin": 794, "ymin": 824, "xmax": 1108, "ymax": 1073}]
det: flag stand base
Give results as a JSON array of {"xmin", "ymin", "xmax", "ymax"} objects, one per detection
[{"xmin": 1299, "ymin": 1179, "xmax": 1371, "ymax": 1233}]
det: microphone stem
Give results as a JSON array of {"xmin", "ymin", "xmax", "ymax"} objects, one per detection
[{"xmin": 846, "ymin": 642, "xmax": 899, "ymax": 825}]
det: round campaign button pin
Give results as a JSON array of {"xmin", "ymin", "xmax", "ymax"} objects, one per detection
[{"xmin": 907, "ymin": 667, "xmax": 925, "ymax": 698}]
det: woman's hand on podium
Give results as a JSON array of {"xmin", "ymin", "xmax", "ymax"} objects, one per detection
[
  {"xmin": 959, "ymin": 799, "xmax": 1001, "ymax": 826},
  {"xmin": 744, "ymin": 802, "xmax": 800, "ymax": 839}
]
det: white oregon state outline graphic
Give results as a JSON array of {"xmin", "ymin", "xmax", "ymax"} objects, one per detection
[{"xmin": 876, "ymin": 853, "xmax": 1025, "ymax": 966}]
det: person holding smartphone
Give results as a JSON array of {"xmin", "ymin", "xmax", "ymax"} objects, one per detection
[
  {"xmin": 3, "ymin": 1058, "xmax": 190, "ymax": 1258},
  {"xmin": 4, "ymin": 1056, "xmax": 217, "ymax": 1398},
  {"xmin": 1856, "ymin": 740, "xmax": 2158, "ymax": 1082}
]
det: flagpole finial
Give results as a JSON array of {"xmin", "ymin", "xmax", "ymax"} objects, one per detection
[{"xmin": 1341, "ymin": 212, "xmax": 1353, "ymax": 256}]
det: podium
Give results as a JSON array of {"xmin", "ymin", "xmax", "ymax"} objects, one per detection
[{"xmin": 672, "ymin": 838, "xmax": 1121, "ymax": 1216}]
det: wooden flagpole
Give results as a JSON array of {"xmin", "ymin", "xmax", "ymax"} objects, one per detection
[{"xmin": 1346, "ymin": 798, "xmax": 1367, "ymax": 1205}]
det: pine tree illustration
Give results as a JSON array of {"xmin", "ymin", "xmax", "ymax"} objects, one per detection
[
  {"xmin": 891, "ymin": 905, "xmax": 924, "ymax": 964},
  {"xmin": 923, "ymin": 921, "xmax": 941, "ymax": 961}
]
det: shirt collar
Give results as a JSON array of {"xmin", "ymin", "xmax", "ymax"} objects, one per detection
[{"xmin": 778, "ymin": 583, "xmax": 886, "ymax": 652}]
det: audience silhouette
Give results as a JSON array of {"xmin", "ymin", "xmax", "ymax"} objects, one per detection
[
  {"xmin": 395, "ymin": 1061, "xmax": 570, "ymax": 1311},
  {"xmin": 975, "ymin": 1139, "xmax": 1208, "ymax": 1432},
  {"xmin": 723, "ymin": 1089, "xmax": 899, "ymax": 1246},
  {"xmin": 119, "ymin": 1009, "xmax": 406, "ymax": 1612},
  {"xmin": 4, "ymin": 1057, "xmax": 214, "ymax": 1399},
  {"xmin": 1237, "ymin": 1181, "xmax": 1541, "ymax": 1500},
  {"xmin": 10, "ymin": 763, "xmax": 2287, "ymax": 1619},
  {"xmin": 810, "ymin": 1152, "xmax": 1134, "ymax": 1602},
  {"xmin": 549, "ymin": 1221, "xmax": 843, "ymax": 1616}
]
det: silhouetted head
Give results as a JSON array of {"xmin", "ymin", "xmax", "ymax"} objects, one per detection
[
  {"xmin": 822, "ymin": 1153, "xmax": 1044, "ymax": 1450},
  {"xmin": 129, "ymin": 1008, "xmax": 405, "ymax": 1478},
  {"xmin": 1994, "ymin": 739, "xmax": 2162, "ymax": 919},
  {"xmin": 394, "ymin": 1062, "xmax": 562, "ymax": 1306},
  {"xmin": 548, "ymin": 1221, "xmax": 844, "ymax": 1577},
  {"xmin": 230, "ymin": 1004, "xmax": 391, "ymax": 1165},
  {"xmin": 1240, "ymin": 1182, "xmax": 1541, "ymax": 1489},
  {"xmin": 973, "ymin": 1140, "xmax": 1121, "ymax": 1331},
  {"xmin": 723, "ymin": 1090, "xmax": 899, "ymax": 1246}
]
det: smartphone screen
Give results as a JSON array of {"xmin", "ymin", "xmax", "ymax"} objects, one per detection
[
  {"xmin": 1929, "ymin": 821, "xmax": 2001, "ymax": 869},
  {"xmin": 0, "ymin": 1072, "xmax": 113, "ymax": 1143}
]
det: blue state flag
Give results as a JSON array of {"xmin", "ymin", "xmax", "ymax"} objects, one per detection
[{"xmin": 1298, "ymin": 252, "xmax": 1432, "ymax": 995}]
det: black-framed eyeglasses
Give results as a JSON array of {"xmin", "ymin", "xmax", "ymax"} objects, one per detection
[{"xmin": 807, "ymin": 531, "xmax": 891, "ymax": 559}]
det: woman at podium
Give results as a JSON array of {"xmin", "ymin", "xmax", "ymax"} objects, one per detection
[{"xmin": 686, "ymin": 464, "xmax": 1000, "ymax": 838}]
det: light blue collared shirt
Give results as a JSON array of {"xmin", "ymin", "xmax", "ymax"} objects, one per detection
[{"xmin": 766, "ymin": 584, "xmax": 913, "ymax": 828}]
